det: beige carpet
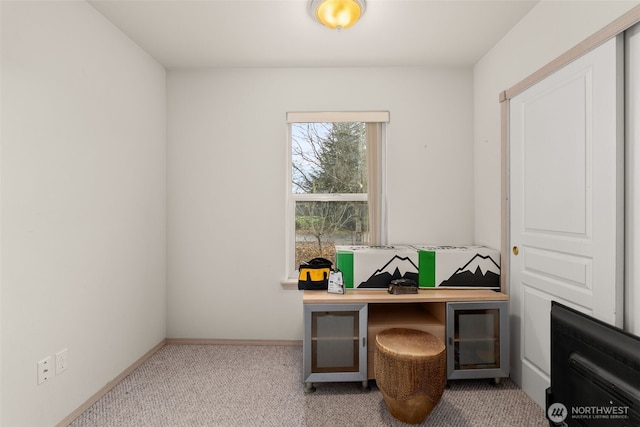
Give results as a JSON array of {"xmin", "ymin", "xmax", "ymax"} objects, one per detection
[{"xmin": 69, "ymin": 344, "xmax": 548, "ymax": 426}]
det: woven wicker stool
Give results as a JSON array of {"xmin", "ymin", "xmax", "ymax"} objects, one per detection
[{"xmin": 375, "ymin": 328, "xmax": 446, "ymax": 424}]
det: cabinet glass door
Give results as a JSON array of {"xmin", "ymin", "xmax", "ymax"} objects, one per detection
[
  {"xmin": 312, "ymin": 311, "xmax": 359, "ymax": 373},
  {"xmin": 453, "ymin": 308, "xmax": 500, "ymax": 370},
  {"xmin": 446, "ymin": 301, "xmax": 509, "ymax": 380},
  {"xmin": 303, "ymin": 303, "xmax": 367, "ymax": 386}
]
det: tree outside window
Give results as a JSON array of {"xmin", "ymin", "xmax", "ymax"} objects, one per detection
[{"xmin": 291, "ymin": 122, "xmax": 369, "ymax": 267}]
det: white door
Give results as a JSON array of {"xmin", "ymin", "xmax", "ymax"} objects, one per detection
[{"xmin": 509, "ymin": 35, "xmax": 624, "ymax": 408}]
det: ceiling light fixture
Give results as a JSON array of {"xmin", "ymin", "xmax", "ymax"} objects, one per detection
[{"xmin": 310, "ymin": 0, "xmax": 366, "ymax": 30}]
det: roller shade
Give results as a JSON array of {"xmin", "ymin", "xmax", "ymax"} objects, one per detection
[{"xmin": 286, "ymin": 111, "xmax": 389, "ymax": 123}]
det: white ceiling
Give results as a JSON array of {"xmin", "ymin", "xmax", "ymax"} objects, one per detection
[{"xmin": 89, "ymin": 0, "xmax": 540, "ymax": 69}]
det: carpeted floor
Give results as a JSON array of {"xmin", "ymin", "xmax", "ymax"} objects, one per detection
[{"xmin": 69, "ymin": 344, "xmax": 549, "ymax": 426}]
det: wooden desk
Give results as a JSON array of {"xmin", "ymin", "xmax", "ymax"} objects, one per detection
[
  {"xmin": 303, "ymin": 289, "xmax": 509, "ymax": 388},
  {"xmin": 303, "ymin": 288, "xmax": 508, "ymax": 304}
]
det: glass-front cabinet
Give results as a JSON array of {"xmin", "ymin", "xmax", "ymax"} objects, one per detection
[
  {"xmin": 303, "ymin": 303, "xmax": 368, "ymax": 392},
  {"xmin": 446, "ymin": 301, "xmax": 509, "ymax": 380}
]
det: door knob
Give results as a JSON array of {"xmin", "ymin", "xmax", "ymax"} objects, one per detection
[{"xmin": 512, "ymin": 246, "xmax": 519, "ymax": 256}]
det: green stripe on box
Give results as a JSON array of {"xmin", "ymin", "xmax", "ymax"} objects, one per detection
[
  {"xmin": 418, "ymin": 250, "xmax": 436, "ymax": 287},
  {"xmin": 336, "ymin": 251, "xmax": 354, "ymax": 288}
]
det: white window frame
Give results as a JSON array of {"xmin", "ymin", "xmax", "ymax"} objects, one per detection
[{"xmin": 285, "ymin": 111, "xmax": 389, "ymax": 280}]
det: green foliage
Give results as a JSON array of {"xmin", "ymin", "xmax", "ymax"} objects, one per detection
[
  {"xmin": 292, "ymin": 122, "xmax": 366, "ymax": 194},
  {"xmin": 310, "ymin": 122, "xmax": 366, "ymax": 193}
]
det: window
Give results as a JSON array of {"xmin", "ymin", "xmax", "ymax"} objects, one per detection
[{"xmin": 286, "ymin": 112, "xmax": 388, "ymax": 277}]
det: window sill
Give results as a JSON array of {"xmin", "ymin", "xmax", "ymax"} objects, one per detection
[{"xmin": 281, "ymin": 279, "xmax": 299, "ymax": 290}]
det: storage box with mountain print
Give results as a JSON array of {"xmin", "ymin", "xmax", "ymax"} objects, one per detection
[
  {"xmin": 335, "ymin": 245, "xmax": 500, "ymax": 290},
  {"xmin": 335, "ymin": 245, "xmax": 418, "ymax": 290},
  {"xmin": 413, "ymin": 245, "xmax": 500, "ymax": 289}
]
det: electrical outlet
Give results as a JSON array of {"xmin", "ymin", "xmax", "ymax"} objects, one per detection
[
  {"xmin": 55, "ymin": 348, "xmax": 68, "ymax": 375},
  {"xmin": 37, "ymin": 356, "xmax": 52, "ymax": 385}
]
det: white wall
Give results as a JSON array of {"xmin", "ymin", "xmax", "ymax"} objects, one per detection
[
  {"xmin": 1, "ymin": 2, "xmax": 166, "ymax": 426},
  {"xmin": 167, "ymin": 67, "xmax": 474, "ymax": 340},
  {"xmin": 473, "ymin": 0, "xmax": 639, "ymax": 252}
]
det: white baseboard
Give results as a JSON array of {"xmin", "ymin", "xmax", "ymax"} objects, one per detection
[
  {"xmin": 56, "ymin": 339, "xmax": 167, "ymax": 427},
  {"xmin": 166, "ymin": 338, "xmax": 302, "ymax": 346}
]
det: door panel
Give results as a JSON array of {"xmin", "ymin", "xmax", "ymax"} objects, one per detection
[
  {"xmin": 522, "ymin": 287, "xmax": 551, "ymax": 376},
  {"xmin": 524, "ymin": 247, "xmax": 590, "ymax": 288},
  {"xmin": 509, "ymin": 35, "xmax": 624, "ymax": 408},
  {"xmin": 522, "ymin": 74, "xmax": 589, "ymax": 236}
]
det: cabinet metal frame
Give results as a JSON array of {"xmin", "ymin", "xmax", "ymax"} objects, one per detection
[
  {"xmin": 446, "ymin": 300, "xmax": 509, "ymax": 380},
  {"xmin": 303, "ymin": 303, "xmax": 368, "ymax": 384}
]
